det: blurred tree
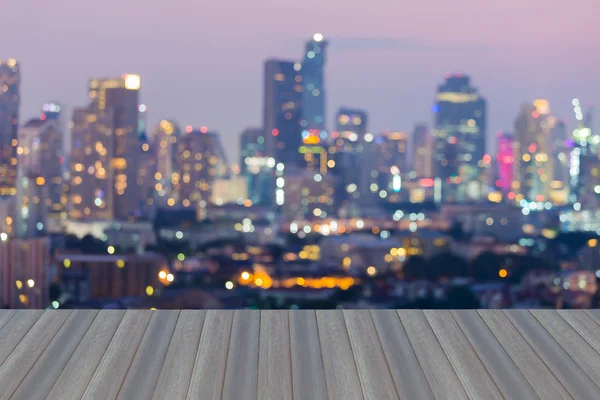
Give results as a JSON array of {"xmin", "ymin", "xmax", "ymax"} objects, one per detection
[
  {"xmin": 445, "ymin": 285, "xmax": 480, "ymax": 309},
  {"xmin": 471, "ymin": 251, "xmax": 503, "ymax": 281},
  {"xmin": 402, "ymin": 256, "xmax": 428, "ymax": 281},
  {"xmin": 428, "ymin": 252, "xmax": 469, "ymax": 280}
]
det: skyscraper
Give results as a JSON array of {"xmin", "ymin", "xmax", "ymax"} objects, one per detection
[
  {"xmin": 89, "ymin": 75, "xmax": 141, "ymax": 220},
  {"xmin": 0, "ymin": 59, "xmax": 20, "ymax": 197},
  {"xmin": 433, "ymin": 74, "xmax": 486, "ymax": 202},
  {"xmin": 240, "ymin": 127, "xmax": 264, "ymax": 174},
  {"xmin": 263, "ymin": 59, "xmax": 303, "ymax": 167},
  {"xmin": 513, "ymin": 100, "xmax": 555, "ymax": 202},
  {"xmin": 374, "ymin": 132, "xmax": 408, "ymax": 203},
  {"xmin": 496, "ymin": 132, "xmax": 514, "ymax": 196},
  {"xmin": 301, "ymin": 33, "xmax": 327, "ymax": 134},
  {"xmin": 331, "ymin": 108, "xmax": 370, "ymax": 207},
  {"xmin": 152, "ymin": 120, "xmax": 181, "ymax": 206},
  {"xmin": 69, "ymin": 107, "xmax": 115, "ymax": 220},
  {"xmin": 69, "ymin": 75, "xmax": 142, "ymax": 221},
  {"xmin": 240, "ymin": 128, "xmax": 275, "ymax": 205},
  {"xmin": 176, "ymin": 129, "xmax": 228, "ymax": 217},
  {"xmin": 16, "ymin": 117, "xmax": 64, "ymax": 236}
]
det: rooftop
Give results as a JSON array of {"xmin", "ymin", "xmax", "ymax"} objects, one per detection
[{"xmin": 1, "ymin": 309, "xmax": 599, "ymax": 399}]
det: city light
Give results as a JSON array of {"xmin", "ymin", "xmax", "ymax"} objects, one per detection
[{"xmin": 124, "ymin": 74, "xmax": 141, "ymax": 90}]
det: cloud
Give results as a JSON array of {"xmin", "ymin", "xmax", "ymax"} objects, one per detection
[{"xmin": 283, "ymin": 36, "xmax": 494, "ymax": 53}]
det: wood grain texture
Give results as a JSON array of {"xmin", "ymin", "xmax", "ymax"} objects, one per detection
[
  {"xmin": 531, "ymin": 310, "xmax": 600, "ymax": 386},
  {"xmin": 0, "ymin": 310, "xmax": 44, "ymax": 366},
  {"xmin": 0, "ymin": 310, "xmax": 71, "ymax": 400},
  {"xmin": 187, "ymin": 310, "xmax": 234, "ymax": 400},
  {"xmin": 289, "ymin": 310, "xmax": 328, "ymax": 400},
  {"xmin": 258, "ymin": 310, "xmax": 293, "ymax": 400},
  {"xmin": 504, "ymin": 309, "xmax": 600, "ymax": 399},
  {"xmin": 398, "ymin": 310, "xmax": 468, "ymax": 400},
  {"xmin": 81, "ymin": 310, "xmax": 153, "ymax": 400},
  {"xmin": 316, "ymin": 310, "xmax": 364, "ymax": 400},
  {"xmin": 46, "ymin": 310, "xmax": 125, "ymax": 400},
  {"xmin": 478, "ymin": 310, "xmax": 570, "ymax": 400},
  {"xmin": 10, "ymin": 310, "xmax": 98, "ymax": 400},
  {"xmin": 584, "ymin": 309, "xmax": 600, "ymax": 327},
  {"xmin": 370, "ymin": 310, "xmax": 434, "ymax": 400},
  {"xmin": 424, "ymin": 310, "xmax": 503, "ymax": 400},
  {"xmin": 559, "ymin": 310, "xmax": 600, "ymax": 354},
  {"xmin": 0, "ymin": 310, "xmax": 16, "ymax": 331},
  {"xmin": 151, "ymin": 310, "xmax": 206, "ymax": 400},
  {"xmin": 117, "ymin": 310, "xmax": 179, "ymax": 400},
  {"xmin": 222, "ymin": 310, "xmax": 260, "ymax": 400},
  {"xmin": 5, "ymin": 309, "xmax": 600, "ymax": 400},
  {"xmin": 452, "ymin": 310, "xmax": 538, "ymax": 399},
  {"xmin": 343, "ymin": 310, "xmax": 400, "ymax": 400}
]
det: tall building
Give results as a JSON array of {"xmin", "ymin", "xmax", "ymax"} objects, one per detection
[
  {"xmin": 152, "ymin": 120, "xmax": 181, "ymax": 206},
  {"xmin": 240, "ymin": 128, "xmax": 264, "ymax": 174},
  {"xmin": 176, "ymin": 129, "xmax": 228, "ymax": 217},
  {"xmin": 0, "ymin": 59, "xmax": 20, "ymax": 197},
  {"xmin": 368, "ymin": 132, "xmax": 408, "ymax": 204},
  {"xmin": 513, "ymin": 100, "xmax": 555, "ymax": 202},
  {"xmin": 263, "ymin": 59, "xmax": 303, "ymax": 167},
  {"xmin": 69, "ymin": 107, "xmax": 115, "ymax": 220},
  {"xmin": 16, "ymin": 118, "xmax": 64, "ymax": 236},
  {"xmin": 549, "ymin": 119, "xmax": 571, "ymax": 201},
  {"xmin": 433, "ymin": 74, "xmax": 486, "ymax": 202},
  {"xmin": 570, "ymin": 98, "xmax": 599, "ymax": 207},
  {"xmin": 331, "ymin": 108, "xmax": 370, "ymax": 207},
  {"xmin": 496, "ymin": 132, "xmax": 514, "ymax": 196},
  {"xmin": 301, "ymin": 33, "xmax": 328, "ymax": 134},
  {"xmin": 69, "ymin": 75, "xmax": 142, "ymax": 221},
  {"xmin": 412, "ymin": 124, "xmax": 433, "ymax": 178},
  {"xmin": 240, "ymin": 128, "xmax": 273, "ymax": 204}
]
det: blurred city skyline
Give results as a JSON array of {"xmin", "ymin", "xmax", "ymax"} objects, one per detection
[{"xmin": 2, "ymin": 0, "xmax": 600, "ymax": 161}]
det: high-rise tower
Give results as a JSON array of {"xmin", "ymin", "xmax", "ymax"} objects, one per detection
[{"xmin": 0, "ymin": 59, "xmax": 20, "ymax": 197}]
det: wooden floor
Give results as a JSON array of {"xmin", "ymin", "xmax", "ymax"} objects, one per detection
[{"xmin": 1, "ymin": 310, "xmax": 600, "ymax": 400}]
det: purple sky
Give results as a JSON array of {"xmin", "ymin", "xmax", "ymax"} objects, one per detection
[{"xmin": 3, "ymin": 0, "xmax": 599, "ymax": 162}]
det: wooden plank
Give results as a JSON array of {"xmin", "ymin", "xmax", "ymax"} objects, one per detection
[
  {"xmin": 151, "ymin": 310, "xmax": 206, "ymax": 400},
  {"xmin": 187, "ymin": 310, "xmax": 234, "ymax": 400},
  {"xmin": 316, "ymin": 310, "xmax": 364, "ymax": 400},
  {"xmin": 258, "ymin": 310, "xmax": 293, "ymax": 400},
  {"xmin": 371, "ymin": 310, "xmax": 434, "ymax": 400},
  {"xmin": 10, "ymin": 310, "xmax": 98, "ymax": 400},
  {"xmin": 531, "ymin": 310, "xmax": 600, "ymax": 385},
  {"xmin": 289, "ymin": 310, "xmax": 328, "ymax": 400},
  {"xmin": 398, "ymin": 310, "xmax": 468, "ymax": 400},
  {"xmin": 478, "ymin": 310, "xmax": 570, "ymax": 400},
  {"xmin": 46, "ymin": 311, "xmax": 125, "ymax": 400},
  {"xmin": 424, "ymin": 310, "xmax": 503, "ymax": 400},
  {"xmin": 0, "ymin": 310, "xmax": 16, "ymax": 330},
  {"xmin": 584, "ymin": 309, "xmax": 600, "ymax": 327},
  {"xmin": 0, "ymin": 310, "xmax": 71, "ymax": 400},
  {"xmin": 0, "ymin": 310, "xmax": 44, "ymax": 366},
  {"xmin": 117, "ymin": 310, "xmax": 179, "ymax": 400},
  {"xmin": 343, "ymin": 310, "xmax": 399, "ymax": 400},
  {"xmin": 222, "ymin": 310, "xmax": 260, "ymax": 400},
  {"xmin": 452, "ymin": 310, "xmax": 538, "ymax": 399},
  {"xmin": 81, "ymin": 310, "xmax": 153, "ymax": 400},
  {"xmin": 560, "ymin": 310, "xmax": 600, "ymax": 354},
  {"xmin": 504, "ymin": 310, "xmax": 600, "ymax": 399}
]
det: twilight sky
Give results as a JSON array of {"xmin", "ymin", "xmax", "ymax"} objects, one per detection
[{"xmin": 3, "ymin": 0, "xmax": 599, "ymax": 162}]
